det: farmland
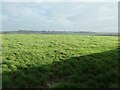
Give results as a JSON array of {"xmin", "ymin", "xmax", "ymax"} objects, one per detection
[{"xmin": 1, "ymin": 34, "xmax": 119, "ymax": 88}]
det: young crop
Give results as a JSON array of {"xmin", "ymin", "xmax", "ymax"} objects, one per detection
[{"xmin": 1, "ymin": 34, "xmax": 118, "ymax": 88}]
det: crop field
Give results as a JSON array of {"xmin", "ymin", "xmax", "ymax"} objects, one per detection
[{"xmin": 1, "ymin": 34, "xmax": 119, "ymax": 88}]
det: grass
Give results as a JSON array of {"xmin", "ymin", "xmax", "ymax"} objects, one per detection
[{"xmin": 1, "ymin": 34, "xmax": 119, "ymax": 88}]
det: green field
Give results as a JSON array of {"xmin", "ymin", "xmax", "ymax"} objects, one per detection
[{"xmin": 1, "ymin": 34, "xmax": 119, "ymax": 88}]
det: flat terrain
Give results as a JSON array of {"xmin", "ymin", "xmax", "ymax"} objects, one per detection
[{"xmin": 1, "ymin": 34, "xmax": 119, "ymax": 88}]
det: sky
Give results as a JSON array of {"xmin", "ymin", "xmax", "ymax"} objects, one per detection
[{"xmin": 1, "ymin": 1, "xmax": 118, "ymax": 32}]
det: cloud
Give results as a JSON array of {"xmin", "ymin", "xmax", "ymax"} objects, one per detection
[
  {"xmin": 2, "ymin": 0, "xmax": 119, "ymax": 2},
  {"xmin": 2, "ymin": 2, "xmax": 118, "ymax": 32}
]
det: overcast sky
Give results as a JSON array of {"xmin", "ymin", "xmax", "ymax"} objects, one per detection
[{"xmin": 1, "ymin": 2, "xmax": 118, "ymax": 32}]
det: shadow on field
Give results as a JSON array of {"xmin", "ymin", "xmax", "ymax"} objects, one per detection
[{"xmin": 2, "ymin": 48, "xmax": 119, "ymax": 88}]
